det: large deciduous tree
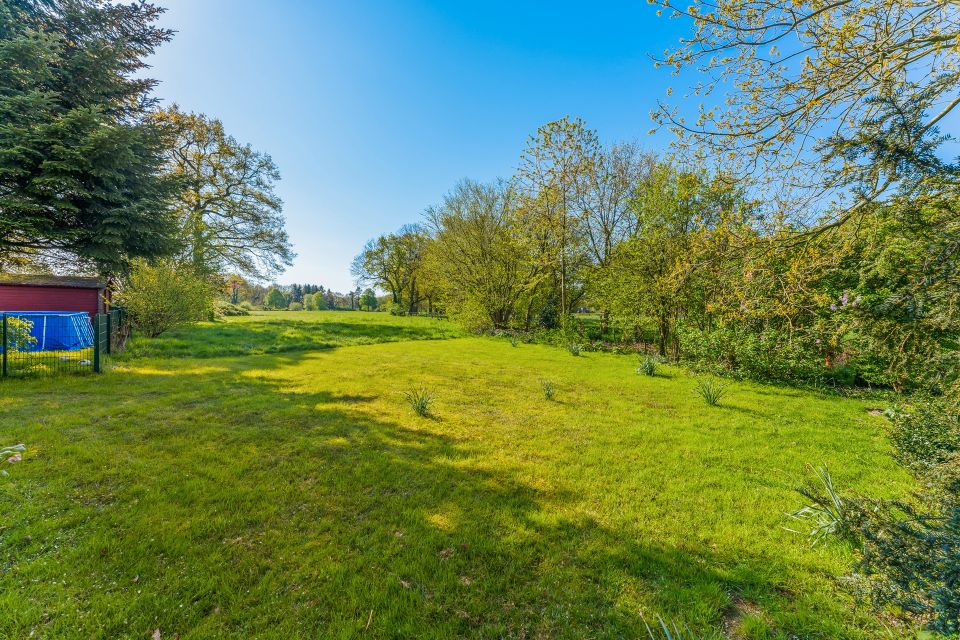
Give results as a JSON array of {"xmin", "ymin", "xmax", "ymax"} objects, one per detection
[
  {"xmin": 0, "ymin": 0, "xmax": 179, "ymax": 273},
  {"xmin": 652, "ymin": 0, "xmax": 960, "ymax": 223},
  {"xmin": 351, "ymin": 225, "xmax": 428, "ymax": 313},
  {"xmin": 597, "ymin": 161, "xmax": 737, "ymax": 356},
  {"xmin": 515, "ymin": 116, "xmax": 599, "ymax": 320},
  {"xmin": 423, "ymin": 179, "xmax": 544, "ymax": 329},
  {"xmin": 156, "ymin": 106, "xmax": 294, "ymax": 280}
]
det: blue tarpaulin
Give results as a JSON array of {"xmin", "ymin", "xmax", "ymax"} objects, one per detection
[{"xmin": 2, "ymin": 312, "xmax": 94, "ymax": 352}]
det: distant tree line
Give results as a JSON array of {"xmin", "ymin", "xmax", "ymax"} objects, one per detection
[
  {"xmin": 354, "ymin": 111, "xmax": 958, "ymax": 396},
  {"xmin": 223, "ymin": 278, "xmax": 379, "ymax": 312}
]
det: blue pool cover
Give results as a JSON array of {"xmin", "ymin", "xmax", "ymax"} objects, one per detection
[{"xmin": 1, "ymin": 312, "xmax": 94, "ymax": 352}]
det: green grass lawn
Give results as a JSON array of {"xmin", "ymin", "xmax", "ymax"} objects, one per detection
[
  {"xmin": 0, "ymin": 312, "xmax": 913, "ymax": 639},
  {"xmin": 123, "ymin": 310, "xmax": 463, "ymax": 358}
]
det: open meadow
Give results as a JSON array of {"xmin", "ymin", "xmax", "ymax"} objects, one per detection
[{"xmin": 0, "ymin": 311, "xmax": 914, "ymax": 639}]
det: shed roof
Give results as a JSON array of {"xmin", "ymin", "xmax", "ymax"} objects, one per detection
[{"xmin": 0, "ymin": 274, "xmax": 107, "ymax": 289}]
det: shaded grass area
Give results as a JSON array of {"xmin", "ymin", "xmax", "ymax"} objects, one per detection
[
  {"xmin": 0, "ymin": 316, "xmax": 914, "ymax": 638},
  {"xmin": 3, "ymin": 347, "xmax": 95, "ymax": 377},
  {"xmin": 122, "ymin": 311, "xmax": 463, "ymax": 358}
]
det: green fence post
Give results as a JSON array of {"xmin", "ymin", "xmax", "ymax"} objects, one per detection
[
  {"xmin": 93, "ymin": 315, "xmax": 102, "ymax": 373},
  {"xmin": 105, "ymin": 312, "xmax": 112, "ymax": 355},
  {"xmin": 2, "ymin": 314, "xmax": 7, "ymax": 378}
]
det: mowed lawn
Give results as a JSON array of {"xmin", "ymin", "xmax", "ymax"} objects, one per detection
[{"xmin": 0, "ymin": 312, "xmax": 913, "ymax": 639}]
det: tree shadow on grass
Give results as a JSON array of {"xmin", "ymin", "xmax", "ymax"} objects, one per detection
[
  {"xmin": 122, "ymin": 318, "xmax": 460, "ymax": 359},
  {"xmin": 0, "ymin": 355, "xmax": 868, "ymax": 639}
]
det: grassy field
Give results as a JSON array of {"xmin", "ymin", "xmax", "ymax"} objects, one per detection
[{"xmin": 0, "ymin": 311, "xmax": 913, "ymax": 639}]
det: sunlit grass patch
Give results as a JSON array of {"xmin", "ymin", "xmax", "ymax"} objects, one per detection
[{"xmin": 0, "ymin": 312, "xmax": 915, "ymax": 638}]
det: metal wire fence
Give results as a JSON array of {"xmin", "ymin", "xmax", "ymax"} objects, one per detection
[{"xmin": 1, "ymin": 308, "xmax": 128, "ymax": 377}]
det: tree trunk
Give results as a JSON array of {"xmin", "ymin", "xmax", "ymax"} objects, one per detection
[{"xmin": 657, "ymin": 315, "xmax": 669, "ymax": 358}]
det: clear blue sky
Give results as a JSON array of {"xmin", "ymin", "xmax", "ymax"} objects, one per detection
[{"xmin": 147, "ymin": 1, "xmax": 688, "ymax": 290}]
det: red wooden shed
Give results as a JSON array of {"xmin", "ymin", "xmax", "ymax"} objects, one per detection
[{"xmin": 0, "ymin": 275, "xmax": 109, "ymax": 318}]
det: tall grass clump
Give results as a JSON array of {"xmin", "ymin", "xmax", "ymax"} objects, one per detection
[
  {"xmin": 541, "ymin": 379, "xmax": 555, "ymax": 401},
  {"xmin": 785, "ymin": 466, "xmax": 858, "ymax": 544},
  {"xmin": 567, "ymin": 342, "xmax": 582, "ymax": 357},
  {"xmin": 637, "ymin": 355, "xmax": 658, "ymax": 377},
  {"xmin": 404, "ymin": 385, "xmax": 433, "ymax": 417},
  {"xmin": 643, "ymin": 615, "xmax": 715, "ymax": 639},
  {"xmin": 693, "ymin": 377, "xmax": 727, "ymax": 406}
]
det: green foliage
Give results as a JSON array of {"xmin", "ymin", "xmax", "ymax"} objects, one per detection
[
  {"xmin": 835, "ymin": 198, "xmax": 960, "ymax": 393},
  {"xmin": 889, "ymin": 401, "xmax": 960, "ymax": 471},
  {"xmin": 288, "ymin": 301, "xmax": 303, "ymax": 311},
  {"xmin": 155, "ymin": 106, "xmax": 293, "ymax": 280},
  {"xmin": 352, "ymin": 225, "xmax": 429, "ymax": 314},
  {"xmin": 424, "ymin": 180, "xmax": 547, "ymax": 330},
  {"xmin": 265, "ymin": 288, "xmax": 288, "ymax": 310},
  {"xmin": 306, "ymin": 291, "xmax": 329, "ymax": 310},
  {"xmin": 4, "ymin": 317, "xmax": 37, "ymax": 352},
  {"xmin": 791, "ymin": 464, "xmax": 959, "ymax": 635},
  {"xmin": 404, "ymin": 385, "xmax": 433, "ymax": 417},
  {"xmin": 541, "ymin": 379, "xmax": 555, "ymax": 401},
  {"xmin": 787, "ymin": 467, "xmax": 862, "ymax": 545},
  {"xmin": 360, "ymin": 288, "xmax": 378, "ymax": 311},
  {"xmin": 510, "ymin": 335, "xmax": 520, "ymax": 348},
  {"xmin": 679, "ymin": 325, "xmax": 826, "ymax": 383},
  {"xmin": 118, "ymin": 259, "xmax": 215, "ymax": 338},
  {"xmin": 791, "ymin": 394, "xmax": 960, "ymax": 633},
  {"xmin": 692, "ymin": 378, "xmax": 726, "ymax": 406},
  {"xmin": 637, "ymin": 355, "xmax": 659, "ymax": 377},
  {"xmin": 643, "ymin": 615, "xmax": 718, "ymax": 640},
  {"xmin": 653, "ymin": 0, "xmax": 957, "ymax": 233},
  {"xmin": 567, "ymin": 342, "xmax": 582, "ymax": 356},
  {"xmin": 214, "ymin": 300, "xmax": 250, "ymax": 317},
  {"xmin": 0, "ymin": 0, "xmax": 179, "ymax": 271}
]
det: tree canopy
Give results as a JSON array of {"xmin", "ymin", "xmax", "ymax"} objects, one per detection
[
  {"xmin": 155, "ymin": 106, "xmax": 294, "ymax": 280},
  {"xmin": 0, "ymin": 0, "xmax": 179, "ymax": 273},
  {"xmin": 651, "ymin": 0, "xmax": 960, "ymax": 223},
  {"xmin": 351, "ymin": 225, "xmax": 429, "ymax": 313}
]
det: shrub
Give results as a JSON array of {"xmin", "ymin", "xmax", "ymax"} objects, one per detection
[
  {"xmin": 404, "ymin": 385, "xmax": 433, "ymax": 417},
  {"xmin": 790, "ymin": 465, "xmax": 960, "ymax": 635},
  {"xmin": 215, "ymin": 300, "xmax": 250, "ymax": 317},
  {"xmin": 538, "ymin": 298, "xmax": 560, "ymax": 329},
  {"xmin": 541, "ymin": 379, "xmax": 555, "ymax": 401},
  {"xmin": 786, "ymin": 467, "xmax": 862, "ymax": 544},
  {"xmin": 679, "ymin": 325, "xmax": 825, "ymax": 383},
  {"xmin": 637, "ymin": 355, "xmax": 658, "ymax": 377},
  {"xmin": 118, "ymin": 259, "xmax": 216, "ymax": 338},
  {"xmin": 567, "ymin": 342, "xmax": 582, "ymax": 357},
  {"xmin": 303, "ymin": 293, "xmax": 316, "ymax": 310},
  {"xmin": 693, "ymin": 377, "xmax": 727, "ymax": 406},
  {"xmin": 510, "ymin": 336, "xmax": 520, "ymax": 348},
  {"xmin": 889, "ymin": 400, "xmax": 959, "ymax": 471},
  {"xmin": 288, "ymin": 301, "xmax": 303, "ymax": 311},
  {"xmin": 6, "ymin": 317, "xmax": 37, "ymax": 352}
]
